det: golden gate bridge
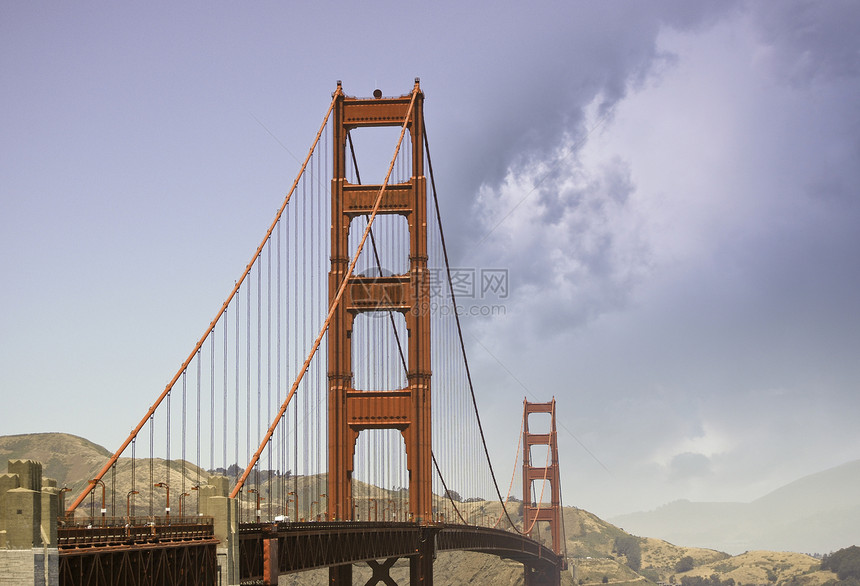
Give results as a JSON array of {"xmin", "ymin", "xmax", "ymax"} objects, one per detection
[{"xmin": 55, "ymin": 80, "xmax": 567, "ymax": 586}]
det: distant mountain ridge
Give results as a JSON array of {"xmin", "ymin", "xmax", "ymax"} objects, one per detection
[{"xmin": 610, "ymin": 460, "xmax": 860, "ymax": 555}]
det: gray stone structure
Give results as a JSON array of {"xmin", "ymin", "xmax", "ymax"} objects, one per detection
[
  {"xmin": 0, "ymin": 460, "xmax": 59, "ymax": 586},
  {"xmin": 199, "ymin": 475, "xmax": 240, "ymax": 585}
]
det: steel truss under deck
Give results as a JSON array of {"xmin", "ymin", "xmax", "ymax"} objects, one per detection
[{"xmin": 239, "ymin": 521, "xmax": 561, "ymax": 585}]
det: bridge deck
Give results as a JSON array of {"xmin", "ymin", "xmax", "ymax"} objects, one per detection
[
  {"xmin": 57, "ymin": 519, "xmax": 218, "ymax": 586},
  {"xmin": 239, "ymin": 521, "xmax": 562, "ymax": 580}
]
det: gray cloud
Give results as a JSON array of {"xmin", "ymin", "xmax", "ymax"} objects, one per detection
[
  {"xmin": 433, "ymin": 2, "xmax": 741, "ymax": 256},
  {"xmin": 750, "ymin": 0, "xmax": 860, "ymax": 84},
  {"xmin": 469, "ymin": 151, "xmax": 650, "ymax": 338}
]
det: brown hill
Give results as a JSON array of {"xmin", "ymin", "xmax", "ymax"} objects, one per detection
[
  {"xmin": 679, "ymin": 550, "xmax": 832, "ymax": 586},
  {"xmin": 560, "ymin": 506, "xmax": 727, "ymax": 585},
  {"xmin": 0, "ymin": 432, "xmax": 110, "ymax": 488},
  {"xmin": 639, "ymin": 537, "xmax": 729, "ymax": 582}
]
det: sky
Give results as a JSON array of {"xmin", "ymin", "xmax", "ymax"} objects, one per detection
[{"xmin": 2, "ymin": 1, "xmax": 859, "ymax": 520}]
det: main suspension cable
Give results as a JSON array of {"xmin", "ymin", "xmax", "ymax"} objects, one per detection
[
  {"xmin": 424, "ymin": 125, "xmax": 522, "ymax": 533},
  {"xmin": 432, "ymin": 452, "xmax": 467, "ymax": 524},
  {"xmin": 493, "ymin": 404, "xmax": 525, "ymax": 529}
]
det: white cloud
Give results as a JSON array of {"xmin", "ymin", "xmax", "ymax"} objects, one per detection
[{"xmin": 652, "ymin": 422, "xmax": 737, "ymax": 469}]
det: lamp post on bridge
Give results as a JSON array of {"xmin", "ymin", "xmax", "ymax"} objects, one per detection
[
  {"xmin": 248, "ymin": 489, "xmax": 262, "ymax": 522},
  {"xmin": 190, "ymin": 485, "xmax": 200, "ymax": 516},
  {"xmin": 126, "ymin": 490, "xmax": 139, "ymax": 524},
  {"xmin": 319, "ymin": 493, "xmax": 327, "ymax": 521},
  {"xmin": 179, "ymin": 492, "xmax": 190, "ymax": 518},
  {"xmin": 59, "ymin": 487, "xmax": 71, "ymax": 521},
  {"xmin": 287, "ymin": 491, "xmax": 297, "ymax": 522},
  {"xmin": 90, "ymin": 479, "xmax": 106, "ymax": 525},
  {"xmin": 153, "ymin": 482, "xmax": 170, "ymax": 520}
]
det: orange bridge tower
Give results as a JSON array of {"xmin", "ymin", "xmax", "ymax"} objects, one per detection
[
  {"xmin": 327, "ymin": 81, "xmax": 431, "ymax": 526},
  {"xmin": 522, "ymin": 398, "xmax": 565, "ymax": 560}
]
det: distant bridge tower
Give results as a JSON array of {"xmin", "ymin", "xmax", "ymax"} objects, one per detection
[
  {"xmin": 327, "ymin": 81, "xmax": 432, "ymax": 582},
  {"xmin": 522, "ymin": 398, "xmax": 564, "ymax": 562}
]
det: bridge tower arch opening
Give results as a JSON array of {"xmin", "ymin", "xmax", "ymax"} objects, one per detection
[
  {"xmin": 352, "ymin": 428, "xmax": 410, "ymax": 521},
  {"xmin": 351, "ymin": 310, "xmax": 409, "ymax": 391}
]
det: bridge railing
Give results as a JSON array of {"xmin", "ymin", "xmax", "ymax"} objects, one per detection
[
  {"xmin": 238, "ymin": 520, "xmax": 418, "ymax": 534},
  {"xmin": 58, "ymin": 516, "xmax": 215, "ymax": 547}
]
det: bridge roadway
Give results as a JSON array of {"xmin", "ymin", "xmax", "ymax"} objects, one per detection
[
  {"xmin": 58, "ymin": 518, "xmax": 562, "ymax": 585},
  {"xmin": 239, "ymin": 520, "xmax": 563, "ymax": 583}
]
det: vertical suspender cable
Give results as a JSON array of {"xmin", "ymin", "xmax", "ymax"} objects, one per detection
[
  {"xmin": 323, "ymin": 113, "xmax": 330, "ymax": 516},
  {"xmin": 166, "ymin": 391, "xmax": 171, "ymax": 498},
  {"xmin": 149, "ymin": 415, "xmax": 154, "ymax": 517},
  {"xmin": 267, "ymin": 239, "xmax": 272, "ymax": 519},
  {"xmin": 256, "ymin": 255, "xmax": 262, "ymax": 494},
  {"xmin": 293, "ymin": 178, "xmax": 299, "ymax": 517},
  {"xmin": 276, "ymin": 218, "xmax": 282, "ymax": 513},
  {"xmin": 131, "ymin": 438, "xmax": 136, "ymax": 505},
  {"xmin": 210, "ymin": 334, "xmax": 214, "ymax": 474},
  {"xmin": 223, "ymin": 316, "xmax": 228, "ymax": 472},
  {"xmin": 182, "ymin": 369, "xmax": 188, "ymax": 504},
  {"xmin": 310, "ymin": 150, "xmax": 317, "ymax": 505},
  {"xmin": 246, "ymin": 271, "xmax": 251, "ymax": 495},
  {"xmin": 286, "ymin": 200, "xmax": 295, "ymax": 506},
  {"xmin": 235, "ymin": 298, "xmax": 240, "ymax": 482},
  {"xmin": 302, "ymin": 163, "xmax": 308, "ymax": 492}
]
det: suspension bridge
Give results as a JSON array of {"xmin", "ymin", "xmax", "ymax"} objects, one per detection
[{"xmin": 48, "ymin": 80, "xmax": 568, "ymax": 585}]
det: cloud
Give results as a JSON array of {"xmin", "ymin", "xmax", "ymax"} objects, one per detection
[
  {"xmin": 750, "ymin": 0, "xmax": 860, "ymax": 85},
  {"xmin": 433, "ymin": 2, "xmax": 742, "ymax": 256},
  {"xmin": 470, "ymin": 139, "xmax": 651, "ymax": 338},
  {"xmin": 668, "ymin": 452, "xmax": 713, "ymax": 481}
]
